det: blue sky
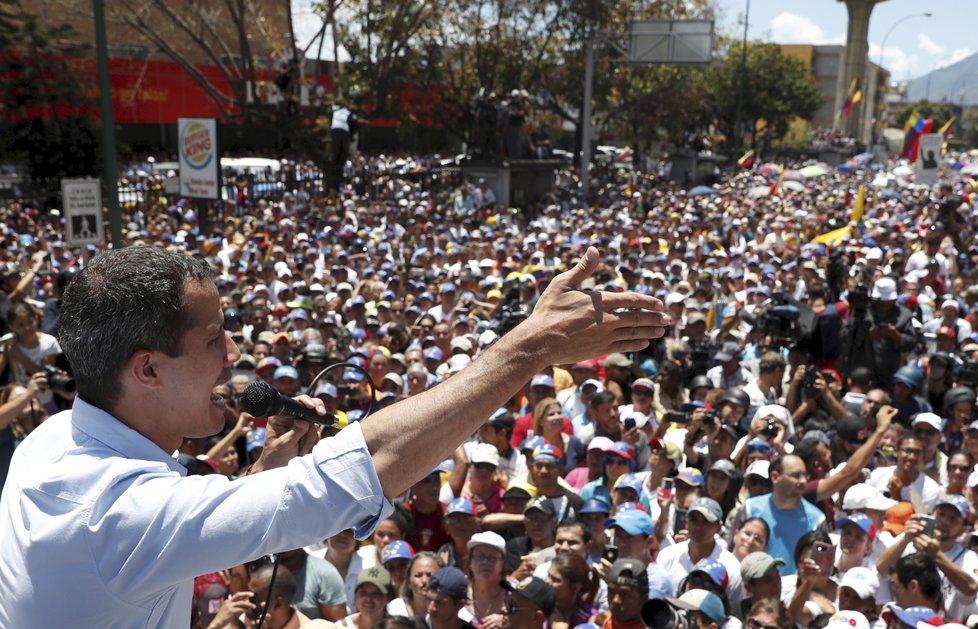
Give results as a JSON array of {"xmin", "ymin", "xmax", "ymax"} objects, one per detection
[
  {"xmin": 292, "ymin": 0, "xmax": 973, "ymax": 83},
  {"xmin": 713, "ymin": 0, "xmax": 974, "ymax": 81}
]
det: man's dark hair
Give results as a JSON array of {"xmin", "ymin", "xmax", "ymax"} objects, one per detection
[
  {"xmin": 792, "ymin": 439, "xmax": 820, "ymax": 473},
  {"xmin": 848, "ymin": 367, "xmax": 873, "ymax": 389},
  {"xmin": 253, "ymin": 563, "xmax": 297, "ymax": 602},
  {"xmin": 758, "ymin": 352, "xmax": 786, "ymax": 374},
  {"xmin": 590, "ymin": 390, "xmax": 616, "ymax": 408},
  {"xmin": 557, "ymin": 516, "xmax": 592, "ymax": 544},
  {"xmin": 59, "ymin": 246, "xmax": 215, "ymax": 411},
  {"xmin": 386, "ymin": 503, "xmax": 416, "ymax": 540},
  {"xmin": 769, "ymin": 453, "xmax": 802, "ymax": 477},
  {"xmin": 890, "ymin": 553, "xmax": 942, "ymax": 601},
  {"xmin": 896, "ymin": 431, "xmax": 923, "ymax": 450}
]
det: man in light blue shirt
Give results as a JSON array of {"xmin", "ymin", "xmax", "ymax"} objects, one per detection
[{"xmin": 0, "ymin": 245, "xmax": 670, "ymax": 627}]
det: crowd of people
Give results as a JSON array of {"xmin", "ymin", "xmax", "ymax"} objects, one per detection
[{"xmin": 2, "ymin": 145, "xmax": 978, "ymax": 629}]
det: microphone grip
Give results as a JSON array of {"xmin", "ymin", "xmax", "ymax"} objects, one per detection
[{"xmin": 276, "ymin": 396, "xmax": 339, "ymax": 427}]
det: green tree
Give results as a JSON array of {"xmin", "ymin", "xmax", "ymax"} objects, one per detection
[
  {"xmin": 706, "ymin": 40, "xmax": 823, "ymax": 150},
  {"xmin": 0, "ymin": 0, "xmax": 99, "ymax": 182}
]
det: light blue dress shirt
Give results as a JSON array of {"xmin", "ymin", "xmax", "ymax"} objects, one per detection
[{"xmin": 0, "ymin": 397, "xmax": 392, "ymax": 628}]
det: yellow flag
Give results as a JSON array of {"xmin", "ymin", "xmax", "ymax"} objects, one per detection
[
  {"xmin": 938, "ymin": 117, "xmax": 955, "ymax": 136},
  {"xmin": 851, "ymin": 185, "xmax": 866, "ymax": 223},
  {"xmin": 812, "ymin": 226, "xmax": 851, "ymax": 246}
]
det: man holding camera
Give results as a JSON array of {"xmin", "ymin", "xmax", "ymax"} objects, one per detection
[{"xmin": 876, "ymin": 495, "xmax": 978, "ymax": 619}]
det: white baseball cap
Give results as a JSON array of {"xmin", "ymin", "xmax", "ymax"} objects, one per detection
[
  {"xmin": 842, "ymin": 483, "xmax": 897, "ymax": 511},
  {"xmin": 469, "ymin": 443, "xmax": 500, "ymax": 467},
  {"xmin": 838, "ymin": 567, "xmax": 879, "ymax": 601}
]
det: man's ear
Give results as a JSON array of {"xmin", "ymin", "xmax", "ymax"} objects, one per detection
[{"xmin": 126, "ymin": 349, "xmax": 162, "ymax": 390}]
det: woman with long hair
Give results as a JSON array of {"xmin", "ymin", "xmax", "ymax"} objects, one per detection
[
  {"xmin": 386, "ymin": 551, "xmax": 442, "ymax": 617},
  {"xmin": 943, "ymin": 450, "xmax": 974, "ymax": 498},
  {"xmin": 786, "ymin": 531, "xmax": 837, "ymax": 626},
  {"xmin": 465, "ymin": 532, "xmax": 508, "ymax": 629},
  {"xmin": 746, "ymin": 596, "xmax": 793, "ymax": 629},
  {"xmin": 580, "ymin": 441, "xmax": 636, "ymax": 507},
  {"xmin": 533, "ymin": 397, "xmax": 585, "ymax": 474},
  {"xmin": 730, "ymin": 517, "xmax": 770, "ymax": 561},
  {"xmin": 546, "ymin": 553, "xmax": 603, "ymax": 628}
]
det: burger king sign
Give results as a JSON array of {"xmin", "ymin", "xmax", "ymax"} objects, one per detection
[{"xmin": 177, "ymin": 117, "xmax": 219, "ymax": 199}]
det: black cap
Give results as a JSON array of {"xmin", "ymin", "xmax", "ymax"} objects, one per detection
[
  {"xmin": 502, "ymin": 577, "xmax": 556, "ymax": 616},
  {"xmin": 836, "ymin": 414, "xmax": 869, "ymax": 444},
  {"xmin": 608, "ymin": 558, "xmax": 649, "ymax": 591}
]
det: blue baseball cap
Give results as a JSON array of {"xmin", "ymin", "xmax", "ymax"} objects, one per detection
[
  {"xmin": 666, "ymin": 589, "xmax": 726, "ymax": 627},
  {"xmin": 246, "ymin": 428, "xmax": 266, "ymax": 452},
  {"xmin": 580, "ymin": 498, "xmax": 612, "ymax": 514},
  {"xmin": 446, "ymin": 497, "xmax": 477, "ymax": 517},
  {"xmin": 342, "ymin": 368, "xmax": 365, "ymax": 382},
  {"xmin": 746, "ymin": 438, "xmax": 772, "ymax": 454},
  {"xmin": 613, "ymin": 473, "xmax": 644, "ymax": 496},
  {"xmin": 530, "ymin": 374, "xmax": 555, "ymax": 389},
  {"xmin": 676, "ymin": 468, "xmax": 705, "ymax": 487},
  {"xmin": 519, "ymin": 435, "xmax": 548, "ymax": 453},
  {"xmin": 604, "ymin": 510, "xmax": 653, "ymax": 536},
  {"xmin": 532, "ymin": 444, "xmax": 564, "ymax": 464},
  {"xmin": 315, "ymin": 382, "xmax": 338, "ymax": 399},
  {"xmin": 428, "ymin": 567, "xmax": 468, "ymax": 599},
  {"xmin": 883, "ymin": 605, "xmax": 941, "ymax": 628},
  {"xmin": 837, "ymin": 512, "xmax": 877, "ymax": 540},
  {"xmin": 381, "ymin": 540, "xmax": 415, "ymax": 565},
  {"xmin": 938, "ymin": 494, "xmax": 971, "ymax": 520},
  {"xmin": 273, "ymin": 365, "xmax": 299, "ymax": 381},
  {"xmin": 423, "ymin": 346, "xmax": 443, "ymax": 362},
  {"xmin": 690, "ymin": 559, "xmax": 729, "ymax": 590}
]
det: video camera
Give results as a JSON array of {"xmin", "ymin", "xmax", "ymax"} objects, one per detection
[
  {"xmin": 757, "ymin": 292, "xmax": 800, "ymax": 349},
  {"xmin": 664, "ymin": 409, "xmax": 717, "ymax": 428},
  {"xmin": 491, "ymin": 278, "xmax": 530, "ymax": 335},
  {"xmin": 957, "ymin": 361, "xmax": 978, "ymax": 389}
]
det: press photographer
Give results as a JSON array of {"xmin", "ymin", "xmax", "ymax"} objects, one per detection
[{"xmin": 840, "ymin": 277, "xmax": 918, "ymax": 386}]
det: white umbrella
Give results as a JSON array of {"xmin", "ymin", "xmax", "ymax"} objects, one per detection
[
  {"xmin": 748, "ymin": 185, "xmax": 771, "ymax": 199},
  {"xmin": 782, "ymin": 180, "xmax": 805, "ymax": 192},
  {"xmin": 892, "ymin": 164, "xmax": 914, "ymax": 177}
]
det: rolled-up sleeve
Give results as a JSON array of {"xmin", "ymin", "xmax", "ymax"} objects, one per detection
[{"xmin": 88, "ymin": 423, "xmax": 393, "ymax": 601}]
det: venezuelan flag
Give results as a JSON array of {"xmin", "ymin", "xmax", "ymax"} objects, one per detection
[
  {"xmin": 840, "ymin": 79, "xmax": 862, "ymax": 118},
  {"xmin": 737, "ymin": 150, "xmax": 755, "ymax": 169},
  {"xmin": 901, "ymin": 113, "xmax": 933, "ymax": 161}
]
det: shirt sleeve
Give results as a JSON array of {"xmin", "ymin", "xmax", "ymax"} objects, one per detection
[{"xmin": 88, "ymin": 423, "xmax": 391, "ymax": 603}]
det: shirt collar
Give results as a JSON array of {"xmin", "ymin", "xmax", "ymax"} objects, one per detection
[{"xmin": 71, "ymin": 396, "xmax": 186, "ymax": 475}]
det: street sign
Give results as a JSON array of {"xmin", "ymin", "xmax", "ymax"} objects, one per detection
[
  {"xmin": 629, "ymin": 20, "xmax": 714, "ymax": 65},
  {"xmin": 61, "ymin": 178, "xmax": 104, "ymax": 246},
  {"xmin": 177, "ymin": 117, "xmax": 219, "ymax": 199}
]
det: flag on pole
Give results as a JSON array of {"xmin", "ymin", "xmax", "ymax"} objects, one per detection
[
  {"xmin": 839, "ymin": 79, "xmax": 862, "ymax": 118},
  {"xmin": 851, "ymin": 185, "xmax": 866, "ymax": 223},
  {"xmin": 812, "ymin": 225, "xmax": 851, "ymax": 246},
  {"xmin": 737, "ymin": 150, "xmax": 755, "ymax": 169},
  {"xmin": 901, "ymin": 112, "xmax": 933, "ymax": 161}
]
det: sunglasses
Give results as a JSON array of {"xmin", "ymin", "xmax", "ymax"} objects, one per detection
[{"xmin": 747, "ymin": 620, "xmax": 779, "ymax": 629}]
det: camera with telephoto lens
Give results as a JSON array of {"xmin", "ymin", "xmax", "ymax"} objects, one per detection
[
  {"xmin": 802, "ymin": 367, "xmax": 819, "ymax": 397},
  {"xmin": 42, "ymin": 365, "xmax": 75, "ymax": 393},
  {"xmin": 642, "ymin": 598, "xmax": 695, "ymax": 629},
  {"xmin": 761, "ymin": 421, "xmax": 778, "ymax": 438}
]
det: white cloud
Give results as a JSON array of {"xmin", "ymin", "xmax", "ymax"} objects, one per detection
[
  {"xmin": 870, "ymin": 42, "xmax": 912, "ymax": 80},
  {"xmin": 768, "ymin": 13, "xmax": 843, "ymax": 45},
  {"xmin": 935, "ymin": 48, "xmax": 975, "ymax": 69},
  {"xmin": 917, "ymin": 33, "xmax": 946, "ymax": 56}
]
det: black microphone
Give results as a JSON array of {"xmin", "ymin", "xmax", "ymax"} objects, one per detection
[{"xmin": 240, "ymin": 380, "xmax": 338, "ymax": 427}]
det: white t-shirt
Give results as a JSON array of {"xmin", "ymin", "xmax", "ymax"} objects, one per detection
[
  {"xmin": 655, "ymin": 539, "xmax": 745, "ymax": 604},
  {"xmin": 866, "ymin": 467, "xmax": 941, "ymax": 514}
]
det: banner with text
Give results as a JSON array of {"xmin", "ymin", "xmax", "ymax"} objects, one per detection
[
  {"xmin": 177, "ymin": 117, "xmax": 219, "ymax": 199},
  {"xmin": 61, "ymin": 178, "xmax": 104, "ymax": 246}
]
